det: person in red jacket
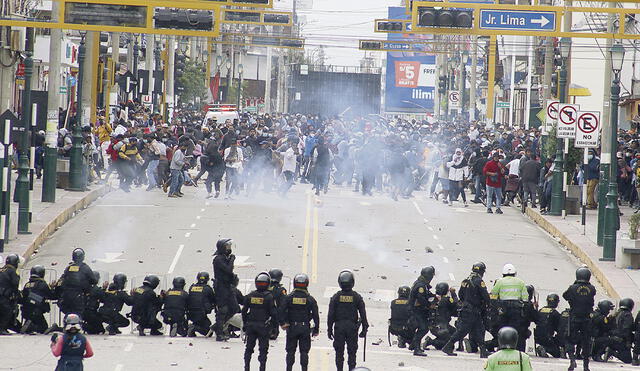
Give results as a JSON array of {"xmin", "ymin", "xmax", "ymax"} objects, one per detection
[{"xmin": 483, "ymin": 152, "xmax": 506, "ymax": 214}]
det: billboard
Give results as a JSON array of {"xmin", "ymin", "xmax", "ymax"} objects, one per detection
[{"xmin": 385, "ymin": 6, "xmax": 436, "ymax": 113}]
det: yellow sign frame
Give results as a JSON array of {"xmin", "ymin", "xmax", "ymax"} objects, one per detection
[{"xmin": 221, "ymin": 9, "xmax": 293, "ymax": 26}]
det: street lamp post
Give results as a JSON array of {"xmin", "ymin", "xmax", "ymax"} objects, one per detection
[
  {"xmin": 602, "ymin": 42, "xmax": 625, "ymax": 261},
  {"xmin": 153, "ymin": 40, "xmax": 161, "ymax": 113},
  {"xmin": 132, "ymin": 34, "xmax": 139, "ymax": 101},
  {"xmin": 17, "ymin": 28, "xmax": 34, "ymax": 234},
  {"xmin": 550, "ymin": 37, "xmax": 571, "ymax": 216},
  {"xmin": 236, "ymin": 63, "xmax": 243, "ymax": 112},
  {"xmin": 215, "ymin": 55, "xmax": 222, "ymax": 104},
  {"xmin": 225, "ymin": 59, "xmax": 231, "ymax": 103},
  {"xmin": 461, "ymin": 52, "xmax": 469, "ymax": 118},
  {"xmin": 69, "ymin": 32, "xmax": 86, "ymax": 191}
]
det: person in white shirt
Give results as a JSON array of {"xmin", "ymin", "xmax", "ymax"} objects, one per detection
[
  {"xmin": 504, "ymin": 154, "xmax": 523, "ymax": 206},
  {"xmin": 279, "ymin": 143, "xmax": 298, "ymax": 196},
  {"xmin": 223, "ymin": 140, "xmax": 243, "ymax": 199}
]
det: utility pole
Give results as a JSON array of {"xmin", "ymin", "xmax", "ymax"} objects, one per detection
[
  {"xmin": 17, "ymin": 28, "xmax": 34, "ymax": 234},
  {"xmin": 43, "ymin": 0, "xmax": 62, "ymax": 202},
  {"xmin": 434, "ymin": 46, "xmax": 441, "ymax": 119},
  {"xmin": 166, "ymin": 36, "xmax": 175, "ymax": 122},
  {"xmin": 276, "ymin": 51, "xmax": 283, "ymax": 112},
  {"xmin": 81, "ymin": 31, "xmax": 95, "ymax": 127},
  {"xmin": 470, "ymin": 35, "xmax": 477, "ymax": 121},
  {"xmin": 145, "ymin": 34, "xmax": 153, "ymax": 71},
  {"xmin": 0, "ymin": 27, "xmax": 14, "ymax": 113},
  {"xmin": 69, "ymin": 32, "xmax": 86, "ymax": 191},
  {"xmin": 109, "ymin": 32, "xmax": 120, "ymax": 121},
  {"xmin": 265, "ymin": 47, "xmax": 272, "ymax": 113},
  {"xmin": 132, "ymin": 34, "xmax": 139, "ymax": 101}
]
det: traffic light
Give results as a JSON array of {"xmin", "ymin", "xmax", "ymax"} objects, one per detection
[
  {"xmin": 224, "ymin": 11, "xmax": 261, "ymax": 23},
  {"xmin": 417, "ymin": 7, "xmax": 473, "ymax": 28},
  {"xmin": 154, "ymin": 8, "xmax": 214, "ymax": 31},
  {"xmin": 438, "ymin": 76, "xmax": 447, "ymax": 94},
  {"xmin": 375, "ymin": 21, "xmax": 404, "ymax": 32},
  {"xmin": 262, "ymin": 13, "xmax": 291, "ymax": 25},
  {"xmin": 360, "ymin": 41, "xmax": 382, "ymax": 50},
  {"xmin": 553, "ymin": 46, "xmax": 563, "ymax": 67},
  {"xmin": 174, "ymin": 53, "xmax": 186, "ymax": 95},
  {"xmin": 551, "ymin": 71, "xmax": 558, "ymax": 98},
  {"xmin": 64, "ymin": 3, "xmax": 146, "ymax": 28}
]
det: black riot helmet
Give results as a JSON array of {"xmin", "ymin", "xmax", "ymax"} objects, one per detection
[
  {"xmin": 472, "ymin": 262, "xmax": 486, "ymax": 276},
  {"xmin": 143, "ymin": 275, "xmax": 160, "ymax": 289},
  {"xmin": 397, "ymin": 286, "xmax": 410, "ymax": 299},
  {"xmin": 92, "ymin": 271, "xmax": 101, "ymax": 283},
  {"xmin": 575, "ymin": 267, "xmax": 591, "ymax": 283},
  {"xmin": 5, "ymin": 254, "xmax": 19, "ymax": 268},
  {"xmin": 338, "ymin": 270, "xmax": 355, "ymax": 290},
  {"xmin": 268, "ymin": 268, "xmax": 283, "ymax": 284},
  {"xmin": 498, "ymin": 327, "xmax": 519, "ymax": 349},
  {"xmin": 215, "ymin": 239, "xmax": 234, "ymax": 255},
  {"xmin": 197, "ymin": 271, "xmax": 210, "ymax": 284},
  {"xmin": 172, "ymin": 277, "xmax": 186, "ymax": 290},
  {"xmin": 113, "ymin": 273, "xmax": 127, "ymax": 290},
  {"xmin": 30, "ymin": 265, "xmax": 45, "ymax": 279},
  {"xmin": 72, "ymin": 248, "xmax": 85, "ymax": 264},
  {"xmin": 255, "ymin": 272, "xmax": 271, "ymax": 291},
  {"xmin": 420, "ymin": 266, "xmax": 435, "ymax": 283},
  {"xmin": 620, "ymin": 298, "xmax": 635, "ymax": 311},
  {"xmin": 526, "ymin": 285, "xmax": 535, "ymax": 301},
  {"xmin": 546, "ymin": 293, "xmax": 559, "ymax": 308},
  {"xmin": 435, "ymin": 282, "xmax": 449, "ymax": 296},
  {"xmin": 293, "ymin": 273, "xmax": 309, "ymax": 289},
  {"xmin": 597, "ymin": 299, "xmax": 615, "ymax": 315}
]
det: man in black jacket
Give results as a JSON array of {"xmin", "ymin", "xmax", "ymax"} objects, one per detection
[{"xmin": 213, "ymin": 238, "xmax": 238, "ymax": 341}]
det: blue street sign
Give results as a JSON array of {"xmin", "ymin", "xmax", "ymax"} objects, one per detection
[
  {"xmin": 479, "ymin": 9, "xmax": 556, "ymax": 31},
  {"xmin": 383, "ymin": 41, "xmax": 412, "ymax": 50}
]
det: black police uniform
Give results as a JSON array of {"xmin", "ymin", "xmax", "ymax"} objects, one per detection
[
  {"xmin": 429, "ymin": 293, "xmax": 458, "ymax": 350},
  {"xmin": 562, "ymin": 280, "xmax": 596, "ymax": 368},
  {"xmin": 389, "ymin": 296, "xmax": 413, "ymax": 348},
  {"xmin": 267, "ymin": 282, "xmax": 287, "ymax": 340},
  {"xmin": 187, "ymin": 282, "xmax": 216, "ymax": 336},
  {"xmin": 557, "ymin": 308, "xmax": 570, "ymax": 358},
  {"xmin": 20, "ymin": 276, "xmax": 54, "ymax": 333},
  {"xmin": 280, "ymin": 288, "xmax": 320, "ymax": 371},
  {"xmin": 327, "ymin": 289, "xmax": 368, "ymax": 371},
  {"xmin": 590, "ymin": 308, "xmax": 614, "ymax": 361},
  {"xmin": 212, "ymin": 252, "xmax": 238, "ymax": 338},
  {"xmin": 58, "ymin": 262, "xmax": 97, "ymax": 315},
  {"xmin": 98, "ymin": 283, "xmax": 133, "ymax": 335},
  {"xmin": 534, "ymin": 306, "xmax": 562, "ymax": 358},
  {"xmin": 443, "ymin": 271, "xmax": 490, "ymax": 357},
  {"xmin": 131, "ymin": 284, "xmax": 163, "ymax": 334},
  {"xmin": 162, "ymin": 288, "xmax": 189, "ymax": 337},
  {"xmin": 633, "ymin": 312, "xmax": 640, "ymax": 365},
  {"xmin": 83, "ymin": 283, "xmax": 105, "ymax": 334},
  {"xmin": 0, "ymin": 263, "xmax": 20, "ymax": 333},
  {"xmin": 518, "ymin": 298, "xmax": 538, "ymax": 351},
  {"xmin": 609, "ymin": 308, "xmax": 634, "ymax": 363},
  {"xmin": 242, "ymin": 289, "xmax": 278, "ymax": 371},
  {"xmin": 408, "ymin": 277, "xmax": 436, "ymax": 352}
]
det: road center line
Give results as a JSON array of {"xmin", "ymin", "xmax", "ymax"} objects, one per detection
[
  {"xmin": 196, "ymin": 216, "xmax": 201, "ymax": 220},
  {"xmin": 312, "ymin": 206, "xmax": 319, "ymax": 283},
  {"xmin": 185, "ymin": 232, "xmax": 191, "ymax": 238},
  {"xmin": 190, "ymin": 223, "xmax": 196, "ymax": 228},
  {"xmin": 114, "ymin": 365, "xmax": 123, "ymax": 371},
  {"xmin": 412, "ymin": 201, "xmax": 424, "ymax": 215},
  {"xmin": 428, "ymin": 226, "xmax": 434, "ymax": 231},
  {"xmin": 423, "ymin": 218, "xmax": 429, "ymax": 223},
  {"xmin": 167, "ymin": 244, "xmax": 185, "ymax": 274},
  {"xmin": 443, "ymin": 257, "xmax": 449, "ymax": 263},
  {"xmin": 438, "ymin": 244, "xmax": 444, "ymax": 250},
  {"xmin": 433, "ymin": 234, "xmax": 439, "ymax": 240},
  {"xmin": 200, "ymin": 208, "xmax": 205, "ymax": 212},
  {"xmin": 449, "ymin": 273, "xmax": 456, "ymax": 281},
  {"xmin": 302, "ymin": 193, "xmax": 312, "ymax": 274},
  {"xmin": 123, "ymin": 343, "xmax": 133, "ymax": 352}
]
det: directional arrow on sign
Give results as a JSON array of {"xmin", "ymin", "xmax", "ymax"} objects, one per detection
[
  {"xmin": 531, "ymin": 16, "xmax": 550, "ymax": 28},
  {"xmin": 96, "ymin": 252, "xmax": 124, "ymax": 264}
]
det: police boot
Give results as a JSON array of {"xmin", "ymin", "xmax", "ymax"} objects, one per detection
[
  {"xmin": 170, "ymin": 324, "xmax": 178, "ymax": 337},
  {"xmin": 20, "ymin": 320, "xmax": 32, "ymax": 334},
  {"xmin": 632, "ymin": 353, "xmax": 640, "ymax": 366},
  {"xmin": 106, "ymin": 325, "xmax": 117, "ymax": 336},
  {"xmin": 442, "ymin": 340, "xmax": 457, "ymax": 356},
  {"xmin": 187, "ymin": 324, "xmax": 196, "ymax": 337},
  {"xmin": 413, "ymin": 347, "xmax": 428, "ymax": 357},
  {"xmin": 422, "ymin": 337, "xmax": 433, "ymax": 349},
  {"xmin": 460, "ymin": 339, "xmax": 468, "ymax": 352},
  {"xmin": 479, "ymin": 345, "xmax": 489, "ymax": 359},
  {"xmin": 583, "ymin": 358, "xmax": 590, "ymax": 371},
  {"xmin": 137, "ymin": 325, "xmax": 146, "ymax": 336},
  {"xmin": 568, "ymin": 354, "xmax": 577, "ymax": 371},
  {"xmin": 536, "ymin": 345, "xmax": 548, "ymax": 358}
]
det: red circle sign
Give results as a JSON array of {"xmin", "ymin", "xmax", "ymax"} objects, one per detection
[
  {"xmin": 559, "ymin": 105, "xmax": 578, "ymax": 125},
  {"xmin": 577, "ymin": 113, "xmax": 599, "ymax": 134},
  {"xmin": 449, "ymin": 91, "xmax": 459, "ymax": 102},
  {"xmin": 546, "ymin": 102, "xmax": 558, "ymax": 120}
]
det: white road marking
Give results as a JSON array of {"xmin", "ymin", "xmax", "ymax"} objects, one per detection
[
  {"xmin": 433, "ymin": 235, "xmax": 439, "ymax": 240},
  {"xmin": 359, "ymin": 201, "xmax": 371, "ymax": 206},
  {"xmin": 205, "ymin": 202, "xmax": 210, "ymax": 206},
  {"xmin": 449, "ymin": 273, "xmax": 456, "ymax": 281},
  {"xmin": 438, "ymin": 244, "xmax": 444, "ymax": 250},
  {"xmin": 123, "ymin": 343, "xmax": 133, "ymax": 352},
  {"xmin": 96, "ymin": 252, "xmax": 124, "ymax": 263},
  {"xmin": 423, "ymin": 218, "xmax": 428, "ymax": 223},
  {"xmin": 114, "ymin": 364, "xmax": 123, "ymax": 371},
  {"xmin": 412, "ymin": 201, "xmax": 424, "ymax": 215},
  {"xmin": 200, "ymin": 208, "xmax": 205, "ymax": 212},
  {"xmin": 196, "ymin": 216, "xmax": 201, "ymax": 220},
  {"xmin": 443, "ymin": 257, "xmax": 449, "ymax": 263},
  {"xmin": 185, "ymin": 232, "xmax": 191, "ymax": 238},
  {"xmin": 96, "ymin": 205, "xmax": 155, "ymax": 207},
  {"xmin": 235, "ymin": 256, "xmax": 255, "ymax": 268},
  {"xmin": 167, "ymin": 244, "xmax": 185, "ymax": 274},
  {"xmin": 428, "ymin": 226, "xmax": 434, "ymax": 231},
  {"xmin": 323, "ymin": 286, "xmax": 395, "ymax": 302},
  {"xmin": 190, "ymin": 223, "xmax": 196, "ymax": 228},
  {"xmin": 455, "ymin": 208, "xmax": 470, "ymax": 213}
]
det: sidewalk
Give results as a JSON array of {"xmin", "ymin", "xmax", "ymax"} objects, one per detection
[
  {"xmin": 525, "ymin": 204, "xmax": 640, "ymax": 301},
  {"xmin": 2, "ymin": 177, "xmax": 111, "ymax": 262}
]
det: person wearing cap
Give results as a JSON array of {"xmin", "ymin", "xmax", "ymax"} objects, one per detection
[
  {"xmin": 50, "ymin": 314, "xmax": 94, "ymax": 369},
  {"xmin": 483, "ymin": 327, "xmax": 533, "ymax": 371}
]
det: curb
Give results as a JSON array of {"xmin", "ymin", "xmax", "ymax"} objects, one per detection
[
  {"xmin": 21, "ymin": 184, "xmax": 112, "ymax": 262},
  {"xmin": 525, "ymin": 207, "xmax": 619, "ymax": 299}
]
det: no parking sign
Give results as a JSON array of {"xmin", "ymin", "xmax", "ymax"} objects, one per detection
[
  {"xmin": 557, "ymin": 104, "xmax": 579, "ymax": 138},
  {"xmin": 574, "ymin": 111, "xmax": 600, "ymax": 148}
]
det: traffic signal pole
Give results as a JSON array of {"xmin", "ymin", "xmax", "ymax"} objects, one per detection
[
  {"xmin": 167, "ymin": 36, "xmax": 175, "ymax": 122},
  {"xmin": 17, "ymin": 28, "xmax": 34, "ymax": 234},
  {"xmin": 470, "ymin": 35, "xmax": 477, "ymax": 121},
  {"xmin": 486, "ymin": 35, "xmax": 496, "ymax": 123}
]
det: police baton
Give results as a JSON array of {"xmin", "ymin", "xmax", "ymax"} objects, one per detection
[{"xmin": 363, "ymin": 332, "xmax": 367, "ymax": 362}]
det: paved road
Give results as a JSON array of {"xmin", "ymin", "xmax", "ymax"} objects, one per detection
[{"xmin": 5, "ymin": 182, "xmax": 623, "ymax": 371}]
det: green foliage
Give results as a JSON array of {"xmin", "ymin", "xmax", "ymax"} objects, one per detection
[
  {"xmin": 542, "ymin": 127, "xmax": 582, "ymax": 182},
  {"xmin": 630, "ymin": 213, "xmax": 640, "ymax": 239},
  {"xmin": 178, "ymin": 60, "xmax": 207, "ymax": 104}
]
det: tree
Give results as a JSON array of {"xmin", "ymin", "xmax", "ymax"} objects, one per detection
[{"xmin": 178, "ymin": 60, "xmax": 207, "ymax": 104}]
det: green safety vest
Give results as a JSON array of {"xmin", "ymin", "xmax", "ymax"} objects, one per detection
[
  {"xmin": 490, "ymin": 276, "xmax": 528, "ymax": 301},
  {"xmin": 484, "ymin": 349, "xmax": 533, "ymax": 371}
]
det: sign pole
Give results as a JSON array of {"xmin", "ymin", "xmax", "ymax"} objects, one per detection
[{"xmin": 487, "ymin": 35, "xmax": 496, "ymax": 123}]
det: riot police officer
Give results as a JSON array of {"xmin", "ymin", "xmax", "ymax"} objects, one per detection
[
  {"xmin": 490, "ymin": 263, "xmax": 528, "ymax": 351},
  {"xmin": 20, "ymin": 265, "xmax": 53, "ymax": 334},
  {"xmin": 408, "ymin": 266, "xmax": 436, "ymax": 356},
  {"xmin": 591, "ymin": 299, "xmax": 615, "ymax": 362},
  {"xmin": 442, "ymin": 262, "xmax": 491, "ymax": 358},
  {"xmin": 161, "ymin": 277, "xmax": 189, "ymax": 337},
  {"xmin": 483, "ymin": 327, "xmax": 533, "ymax": 371},
  {"xmin": 0, "ymin": 254, "xmax": 20, "ymax": 335},
  {"xmin": 58, "ymin": 248, "xmax": 97, "ymax": 316},
  {"xmin": 280, "ymin": 273, "xmax": 320, "ymax": 371},
  {"xmin": 327, "ymin": 270, "xmax": 368, "ymax": 371},
  {"xmin": 98, "ymin": 273, "xmax": 132, "ymax": 335},
  {"xmin": 426, "ymin": 282, "xmax": 458, "ymax": 350},
  {"xmin": 242, "ymin": 272, "xmax": 278, "ymax": 371},
  {"xmin": 131, "ymin": 274, "xmax": 163, "ymax": 336},
  {"xmin": 213, "ymin": 238, "xmax": 238, "ymax": 341},
  {"xmin": 83, "ymin": 271, "xmax": 105, "ymax": 334},
  {"xmin": 563, "ymin": 267, "xmax": 596, "ymax": 371},
  {"xmin": 186, "ymin": 271, "xmax": 216, "ymax": 337},
  {"xmin": 389, "ymin": 285, "xmax": 413, "ymax": 349},
  {"xmin": 519, "ymin": 285, "xmax": 538, "ymax": 351},
  {"xmin": 268, "ymin": 268, "xmax": 287, "ymax": 340},
  {"xmin": 534, "ymin": 293, "xmax": 562, "ymax": 358},
  {"xmin": 609, "ymin": 298, "xmax": 634, "ymax": 364}
]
